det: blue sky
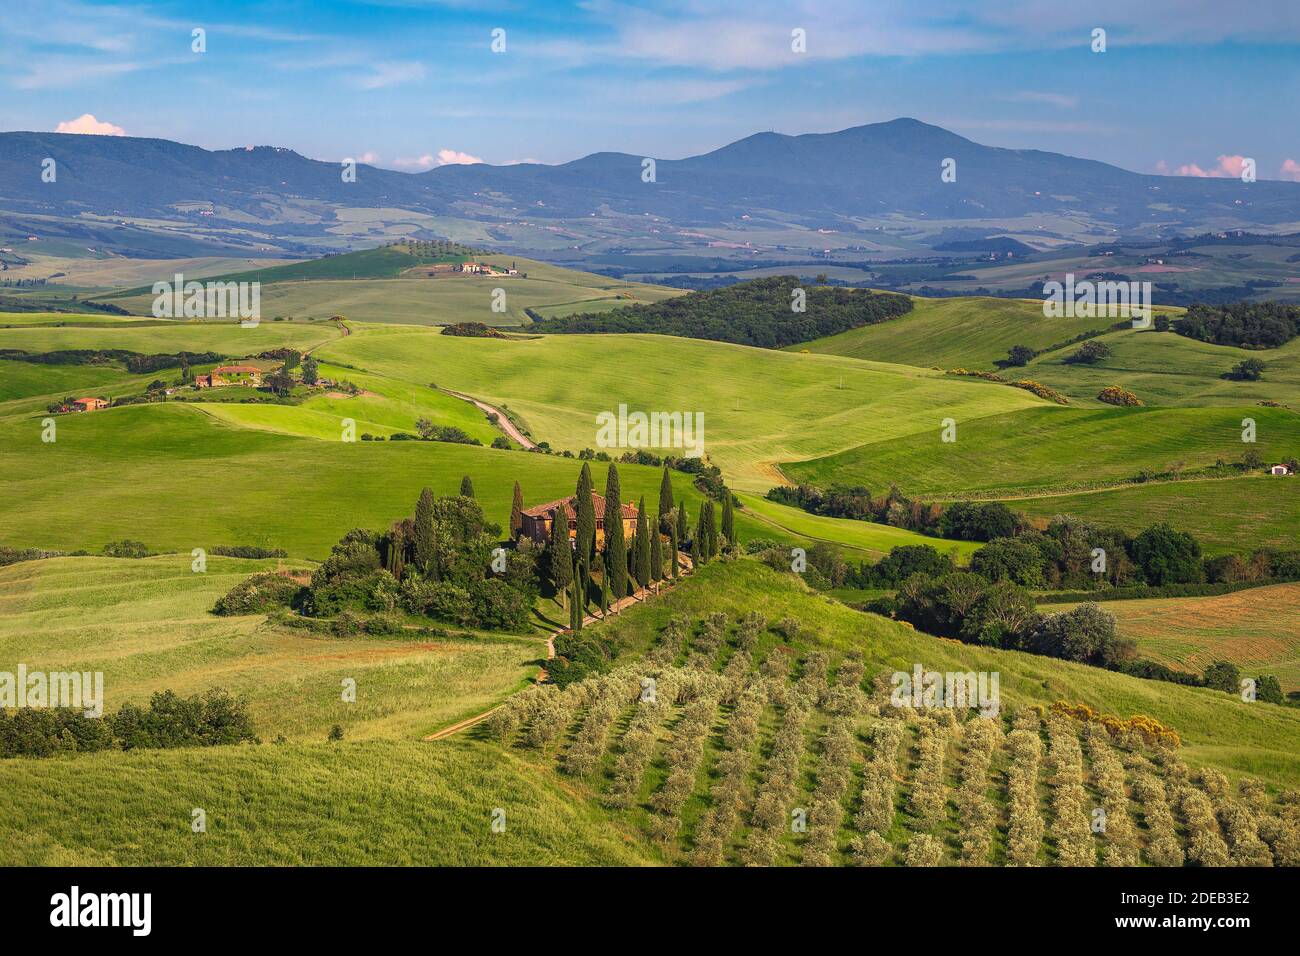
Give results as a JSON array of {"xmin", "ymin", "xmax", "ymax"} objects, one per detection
[{"xmin": 2, "ymin": 0, "xmax": 1298, "ymax": 179}]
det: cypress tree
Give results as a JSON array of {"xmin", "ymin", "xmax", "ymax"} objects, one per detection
[
  {"xmin": 629, "ymin": 531, "xmax": 639, "ymax": 587},
  {"xmin": 574, "ymin": 463, "xmax": 596, "ymax": 562},
  {"xmin": 459, "ymin": 474, "xmax": 475, "ymax": 498},
  {"xmin": 677, "ymin": 502, "xmax": 689, "ymax": 546},
  {"xmin": 695, "ymin": 506, "xmax": 708, "ymax": 565},
  {"xmin": 721, "ymin": 492, "xmax": 735, "ymax": 550},
  {"xmin": 669, "ymin": 524, "xmax": 679, "ymax": 578},
  {"xmin": 634, "ymin": 497, "xmax": 651, "ymax": 589},
  {"xmin": 569, "ymin": 573, "xmax": 582, "ymax": 630},
  {"xmin": 594, "ymin": 553, "xmax": 610, "ymax": 616},
  {"xmin": 413, "ymin": 487, "xmax": 436, "ymax": 573},
  {"xmin": 603, "ymin": 464, "xmax": 628, "ymax": 599},
  {"xmin": 650, "ymin": 523, "xmax": 663, "ymax": 583},
  {"xmin": 657, "ymin": 467, "xmax": 675, "ymax": 532},
  {"xmin": 509, "ymin": 481, "xmax": 524, "ymax": 540},
  {"xmin": 548, "ymin": 507, "xmax": 572, "ymax": 607},
  {"xmin": 706, "ymin": 499, "xmax": 720, "ymax": 558}
]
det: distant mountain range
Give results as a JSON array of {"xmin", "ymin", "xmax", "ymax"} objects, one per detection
[{"xmin": 2, "ymin": 118, "xmax": 1298, "ymax": 261}]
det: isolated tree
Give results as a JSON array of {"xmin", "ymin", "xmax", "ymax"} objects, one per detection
[
  {"xmin": 669, "ymin": 524, "xmax": 679, "ymax": 578},
  {"xmin": 574, "ymin": 463, "xmax": 596, "ymax": 561},
  {"xmin": 634, "ymin": 497, "xmax": 651, "ymax": 589},
  {"xmin": 1005, "ymin": 344, "xmax": 1035, "ymax": 367},
  {"xmin": 650, "ymin": 524, "xmax": 663, "ymax": 583},
  {"xmin": 695, "ymin": 506, "xmax": 708, "ymax": 565},
  {"xmin": 301, "ymin": 355, "xmax": 319, "ymax": 385},
  {"xmin": 460, "ymin": 475, "xmax": 475, "ymax": 498},
  {"xmin": 548, "ymin": 507, "xmax": 572, "ymax": 606},
  {"xmin": 603, "ymin": 464, "xmax": 628, "ymax": 599},
  {"xmin": 721, "ymin": 493, "xmax": 735, "ymax": 549},
  {"xmin": 509, "ymin": 481, "xmax": 524, "ymax": 540},
  {"xmin": 657, "ymin": 467, "xmax": 675, "ymax": 531},
  {"xmin": 413, "ymin": 487, "xmax": 436, "ymax": 573}
]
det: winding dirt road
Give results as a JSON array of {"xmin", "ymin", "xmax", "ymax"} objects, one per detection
[{"xmin": 445, "ymin": 390, "xmax": 536, "ymax": 449}]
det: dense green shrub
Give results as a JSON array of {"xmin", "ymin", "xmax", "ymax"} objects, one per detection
[{"xmin": 213, "ymin": 571, "xmax": 302, "ymax": 615}]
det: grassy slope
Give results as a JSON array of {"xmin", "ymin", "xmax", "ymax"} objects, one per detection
[
  {"xmin": 1008, "ymin": 475, "xmax": 1300, "ymax": 554},
  {"xmin": 0, "ymin": 317, "xmax": 340, "ymax": 355},
  {"xmin": 784, "ymin": 405, "xmax": 1300, "ymax": 495},
  {"xmin": 1055, "ymin": 582, "xmax": 1300, "ymax": 693},
  {"xmin": 736, "ymin": 492, "xmax": 981, "ymax": 563},
  {"xmin": 316, "ymin": 324, "xmax": 1045, "ymax": 493},
  {"xmin": 100, "ymin": 253, "xmax": 681, "ymax": 328},
  {"xmin": 0, "ymin": 740, "xmax": 657, "ymax": 865},
  {"xmin": 0, "ymin": 403, "xmax": 763, "ymax": 559},
  {"xmin": 794, "ymin": 295, "xmax": 1179, "ymax": 369},
  {"xmin": 3, "ymin": 559, "xmax": 1295, "ymax": 866},
  {"xmin": 1024, "ymin": 326, "xmax": 1300, "ymax": 408},
  {"xmin": 0, "ymin": 556, "xmax": 540, "ymax": 741}
]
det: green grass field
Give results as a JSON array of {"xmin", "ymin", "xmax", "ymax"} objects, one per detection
[
  {"xmin": 1024, "ymin": 326, "xmax": 1300, "ymax": 409},
  {"xmin": 0, "ymin": 316, "xmax": 342, "ymax": 355},
  {"xmin": 315, "ymin": 324, "xmax": 1046, "ymax": 492},
  {"xmin": 0, "ymin": 556, "xmax": 541, "ymax": 741},
  {"xmin": 99, "ymin": 253, "xmax": 681, "ymax": 327},
  {"xmin": 3, "ymin": 559, "xmax": 1295, "ymax": 866},
  {"xmin": 736, "ymin": 492, "xmax": 981, "ymax": 562},
  {"xmin": 1055, "ymin": 582, "xmax": 1300, "ymax": 693},
  {"xmin": 0, "ymin": 403, "xmax": 774, "ymax": 559},
  {"xmin": 794, "ymin": 295, "xmax": 1182, "ymax": 370},
  {"xmin": 1008, "ymin": 475, "xmax": 1300, "ymax": 554},
  {"xmin": 783, "ymin": 404, "xmax": 1300, "ymax": 496}
]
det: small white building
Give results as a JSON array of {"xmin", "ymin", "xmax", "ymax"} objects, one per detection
[{"xmin": 1270, "ymin": 464, "xmax": 1292, "ymax": 476}]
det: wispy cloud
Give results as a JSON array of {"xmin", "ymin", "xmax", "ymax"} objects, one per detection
[
  {"xmin": 999, "ymin": 91, "xmax": 1079, "ymax": 109},
  {"xmin": 353, "ymin": 61, "xmax": 426, "ymax": 89}
]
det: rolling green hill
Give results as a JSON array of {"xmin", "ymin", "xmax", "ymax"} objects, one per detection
[
  {"xmin": 315, "ymin": 323, "xmax": 1046, "ymax": 492},
  {"xmin": 94, "ymin": 246, "xmax": 682, "ymax": 327},
  {"xmin": 782, "ymin": 404, "xmax": 1300, "ymax": 496},
  {"xmin": 793, "ymin": 295, "xmax": 1182, "ymax": 370},
  {"xmin": 2, "ymin": 560, "xmax": 1296, "ymax": 866},
  {"xmin": 0, "ymin": 403, "xmax": 757, "ymax": 559}
]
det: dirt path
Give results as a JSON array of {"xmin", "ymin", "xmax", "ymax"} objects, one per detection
[
  {"xmin": 444, "ymin": 389, "xmax": 536, "ymax": 450},
  {"xmin": 423, "ymin": 555, "xmax": 694, "ymax": 742}
]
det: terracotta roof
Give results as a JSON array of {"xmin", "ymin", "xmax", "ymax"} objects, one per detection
[
  {"xmin": 72, "ymin": 397, "xmax": 104, "ymax": 404},
  {"xmin": 521, "ymin": 491, "xmax": 638, "ymax": 521},
  {"xmin": 213, "ymin": 364, "xmax": 261, "ymax": 374}
]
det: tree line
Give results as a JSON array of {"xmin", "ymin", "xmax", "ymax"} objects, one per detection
[{"xmin": 529, "ymin": 276, "xmax": 913, "ymax": 348}]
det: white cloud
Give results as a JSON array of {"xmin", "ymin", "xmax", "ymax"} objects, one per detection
[
  {"xmin": 393, "ymin": 154, "xmax": 437, "ymax": 169},
  {"xmin": 354, "ymin": 61, "xmax": 426, "ymax": 90},
  {"xmin": 436, "ymin": 148, "xmax": 484, "ymax": 165},
  {"xmin": 55, "ymin": 113, "xmax": 126, "ymax": 135}
]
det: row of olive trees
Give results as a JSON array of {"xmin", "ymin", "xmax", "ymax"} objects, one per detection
[
  {"xmin": 647, "ymin": 692, "xmax": 720, "ymax": 846},
  {"xmin": 955, "ymin": 716, "xmax": 1002, "ymax": 866},
  {"xmin": 1083, "ymin": 726, "xmax": 1141, "ymax": 866},
  {"xmin": 562, "ymin": 672, "xmax": 641, "ymax": 777},
  {"xmin": 690, "ymin": 679, "xmax": 770, "ymax": 866},
  {"xmin": 1006, "ymin": 711, "xmax": 1045, "ymax": 866},
  {"xmin": 743, "ymin": 696, "xmax": 814, "ymax": 866},
  {"xmin": 1045, "ymin": 716, "xmax": 1096, "ymax": 867},
  {"xmin": 850, "ymin": 718, "xmax": 905, "ymax": 866},
  {"xmin": 908, "ymin": 716, "xmax": 951, "ymax": 832}
]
